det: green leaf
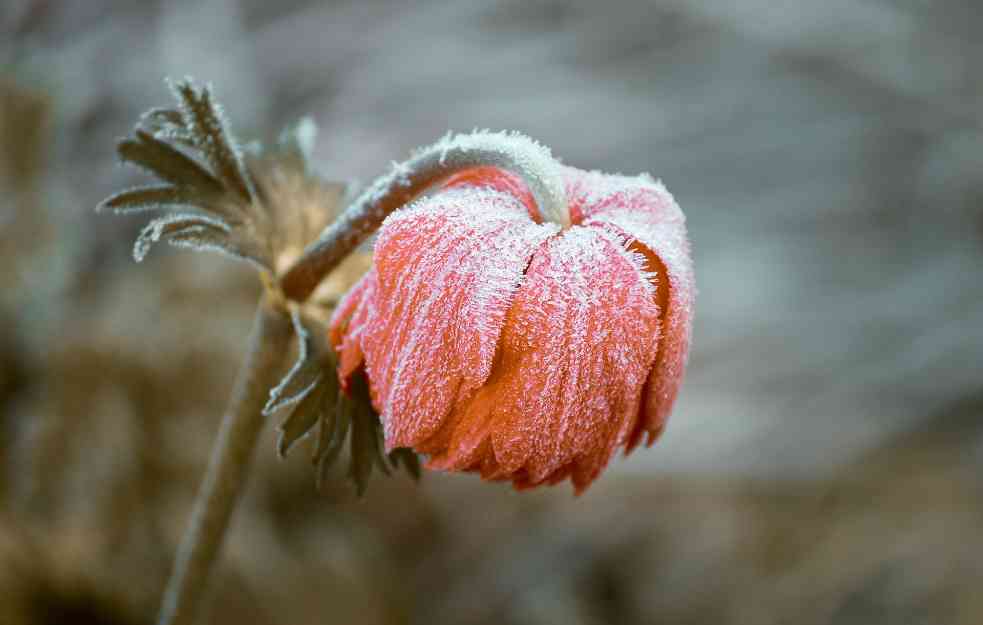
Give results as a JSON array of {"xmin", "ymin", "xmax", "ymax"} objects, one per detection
[
  {"xmin": 166, "ymin": 227, "xmax": 270, "ymax": 270},
  {"xmin": 97, "ymin": 184, "xmax": 192, "ymax": 214},
  {"xmin": 348, "ymin": 400, "xmax": 376, "ymax": 497},
  {"xmin": 117, "ymin": 130, "xmax": 223, "ymax": 194},
  {"xmin": 277, "ymin": 384, "xmax": 325, "ymax": 459},
  {"xmin": 389, "ymin": 448, "xmax": 422, "ymax": 481},
  {"xmin": 274, "ymin": 314, "xmax": 342, "ymax": 459},
  {"xmin": 265, "ymin": 312, "xmax": 337, "ymax": 414},
  {"xmin": 315, "ymin": 397, "xmax": 350, "ymax": 491},
  {"xmin": 133, "ymin": 213, "xmax": 230, "ymax": 262},
  {"xmin": 170, "ymin": 79, "xmax": 256, "ymax": 203}
]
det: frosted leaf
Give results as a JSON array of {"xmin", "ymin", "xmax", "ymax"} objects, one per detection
[
  {"xmin": 276, "ymin": 383, "xmax": 325, "ymax": 459},
  {"xmin": 270, "ymin": 310, "xmax": 351, "ymax": 467},
  {"xmin": 309, "ymin": 371, "xmax": 403, "ymax": 496},
  {"xmin": 101, "ymin": 76, "xmax": 346, "ymax": 277},
  {"xmin": 314, "ymin": 396, "xmax": 349, "ymax": 487},
  {"xmin": 152, "ymin": 126, "xmax": 197, "ymax": 148},
  {"xmin": 265, "ymin": 309, "xmax": 325, "ymax": 416},
  {"xmin": 131, "ymin": 209, "xmax": 272, "ymax": 270},
  {"xmin": 97, "ymin": 184, "xmax": 194, "ymax": 214},
  {"xmin": 117, "ymin": 130, "xmax": 222, "ymax": 194},
  {"xmin": 168, "ymin": 77, "xmax": 257, "ymax": 204},
  {"xmin": 132, "ymin": 213, "xmax": 230, "ymax": 262},
  {"xmin": 165, "ymin": 227, "xmax": 270, "ymax": 271},
  {"xmin": 349, "ymin": 397, "xmax": 385, "ymax": 495}
]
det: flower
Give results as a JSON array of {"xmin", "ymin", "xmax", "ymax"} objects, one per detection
[{"xmin": 329, "ymin": 165, "xmax": 694, "ymax": 493}]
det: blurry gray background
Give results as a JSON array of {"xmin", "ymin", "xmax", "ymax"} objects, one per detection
[{"xmin": 2, "ymin": 1, "xmax": 982, "ymax": 624}]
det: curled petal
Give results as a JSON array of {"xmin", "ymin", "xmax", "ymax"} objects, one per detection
[
  {"xmin": 332, "ymin": 186, "xmax": 559, "ymax": 448},
  {"xmin": 443, "ymin": 166, "xmax": 539, "ymax": 221},
  {"xmin": 567, "ymin": 167, "xmax": 695, "ymax": 448},
  {"xmin": 425, "ymin": 226, "xmax": 662, "ymax": 493},
  {"xmin": 329, "ymin": 270, "xmax": 376, "ymax": 384}
]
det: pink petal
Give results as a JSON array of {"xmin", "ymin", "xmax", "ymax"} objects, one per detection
[
  {"xmin": 443, "ymin": 166, "xmax": 539, "ymax": 222},
  {"xmin": 329, "ymin": 271, "xmax": 376, "ymax": 387},
  {"xmin": 566, "ymin": 167, "xmax": 695, "ymax": 448},
  {"xmin": 357, "ymin": 186, "xmax": 559, "ymax": 449},
  {"xmin": 426, "ymin": 226, "xmax": 662, "ymax": 493}
]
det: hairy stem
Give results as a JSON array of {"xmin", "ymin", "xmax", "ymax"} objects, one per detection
[
  {"xmin": 279, "ymin": 131, "xmax": 568, "ymax": 302},
  {"xmin": 157, "ymin": 296, "xmax": 292, "ymax": 625}
]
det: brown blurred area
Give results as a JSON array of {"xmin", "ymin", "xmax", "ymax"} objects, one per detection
[{"xmin": 2, "ymin": 1, "xmax": 982, "ymax": 624}]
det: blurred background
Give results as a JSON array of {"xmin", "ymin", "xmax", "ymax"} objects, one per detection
[{"xmin": 2, "ymin": 1, "xmax": 982, "ymax": 623}]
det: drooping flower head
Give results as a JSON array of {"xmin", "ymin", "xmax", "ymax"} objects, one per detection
[{"xmin": 330, "ymin": 161, "xmax": 694, "ymax": 493}]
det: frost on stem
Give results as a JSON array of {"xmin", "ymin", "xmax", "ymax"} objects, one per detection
[
  {"xmin": 430, "ymin": 130, "xmax": 569, "ymax": 226},
  {"xmin": 279, "ymin": 129, "xmax": 571, "ymax": 302},
  {"xmin": 99, "ymin": 77, "xmax": 345, "ymax": 277}
]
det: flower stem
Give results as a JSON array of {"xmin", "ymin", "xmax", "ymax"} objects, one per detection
[
  {"xmin": 157, "ymin": 295, "xmax": 292, "ymax": 625},
  {"xmin": 279, "ymin": 131, "xmax": 568, "ymax": 302}
]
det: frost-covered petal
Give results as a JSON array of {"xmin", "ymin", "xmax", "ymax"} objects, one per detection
[
  {"xmin": 567, "ymin": 167, "xmax": 695, "ymax": 448},
  {"xmin": 352, "ymin": 186, "xmax": 559, "ymax": 449},
  {"xmin": 442, "ymin": 166, "xmax": 539, "ymax": 222},
  {"xmin": 425, "ymin": 226, "xmax": 662, "ymax": 493},
  {"xmin": 329, "ymin": 270, "xmax": 376, "ymax": 383}
]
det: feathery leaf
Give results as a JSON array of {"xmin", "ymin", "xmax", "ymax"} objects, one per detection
[
  {"xmin": 133, "ymin": 213, "xmax": 230, "ymax": 262},
  {"xmin": 165, "ymin": 226, "xmax": 271, "ymax": 270},
  {"xmin": 170, "ymin": 79, "xmax": 256, "ymax": 204},
  {"xmin": 265, "ymin": 310, "xmax": 326, "ymax": 415},
  {"xmin": 276, "ymin": 384, "xmax": 325, "ymax": 459},
  {"xmin": 315, "ymin": 396, "xmax": 350, "ymax": 491},
  {"xmin": 139, "ymin": 107, "xmax": 194, "ymax": 146},
  {"xmin": 117, "ymin": 130, "xmax": 223, "ymax": 194},
  {"xmin": 348, "ymin": 411, "xmax": 373, "ymax": 496},
  {"xmin": 98, "ymin": 184, "xmax": 193, "ymax": 214}
]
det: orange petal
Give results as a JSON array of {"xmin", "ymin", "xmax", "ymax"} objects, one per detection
[
  {"xmin": 567, "ymin": 167, "xmax": 695, "ymax": 449},
  {"xmin": 427, "ymin": 226, "xmax": 662, "ymax": 493},
  {"xmin": 443, "ymin": 166, "xmax": 539, "ymax": 222},
  {"xmin": 329, "ymin": 271, "xmax": 375, "ymax": 387},
  {"xmin": 357, "ymin": 185, "xmax": 559, "ymax": 449}
]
